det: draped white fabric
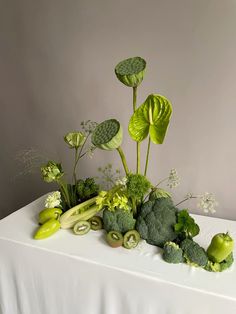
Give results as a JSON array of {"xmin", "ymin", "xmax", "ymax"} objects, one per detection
[{"xmin": 0, "ymin": 195, "xmax": 236, "ymax": 314}]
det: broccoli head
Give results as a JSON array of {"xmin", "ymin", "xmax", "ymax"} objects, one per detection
[
  {"xmin": 103, "ymin": 208, "xmax": 136, "ymax": 234},
  {"xmin": 163, "ymin": 242, "xmax": 184, "ymax": 264},
  {"xmin": 205, "ymin": 252, "xmax": 234, "ymax": 272},
  {"xmin": 77, "ymin": 178, "xmax": 99, "ymax": 202},
  {"xmin": 135, "ymin": 198, "xmax": 178, "ymax": 247},
  {"xmin": 180, "ymin": 238, "xmax": 208, "ymax": 267}
]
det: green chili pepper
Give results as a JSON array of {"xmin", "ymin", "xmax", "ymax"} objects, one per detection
[
  {"xmin": 34, "ymin": 218, "xmax": 61, "ymax": 240},
  {"xmin": 38, "ymin": 208, "xmax": 62, "ymax": 224},
  {"xmin": 207, "ymin": 232, "xmax": 234, "ymax": 263}
]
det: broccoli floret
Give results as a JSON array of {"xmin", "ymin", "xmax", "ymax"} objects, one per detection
[
  {"xmin": 205, "ymin": 253, "xmax": 234, "ymax": 272},
  {"xmin": 163, "ymin": 242, "xmax": 184, "ymax": 264},
  {"xmin": 77, "ymin": 178, "xmax": 99, "ymax": 202},
  {"xmin": 180, "ymin": 238, "xmax": 208, "ymax": 267},
  {"xmin": 103, "ymin": 208, "xmax": 136, "ymax": 234},
  {"xmin": 135, "ymin": 198, "xmax": 178, "ymax": 247}
]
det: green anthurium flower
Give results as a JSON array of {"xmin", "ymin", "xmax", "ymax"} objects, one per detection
[
  {"xmin": 41, "ymin": 161, "xmax": 64, "ymax": 183},
  {"xmin": 64, "ymin": 131, "xmax": 86, "ymax": 148},
  {"xmin": 91, "ymin": 119, "xmax": 123, "ymax": 150},
  {"xmin": 115, "ymin": 57, "xmax": 146, "ymax": 87},
  {"xmin": 128, "ymin": 94, "xmax": 172, "ymax": 144}
]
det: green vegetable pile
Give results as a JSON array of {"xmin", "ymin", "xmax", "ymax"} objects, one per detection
[{"xmin": 35, "ymin": 56, "xmax": 234, "ymax": 273}]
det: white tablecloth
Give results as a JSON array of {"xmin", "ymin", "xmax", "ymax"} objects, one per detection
[{"xmin": 0, "ymin": 195, "xmax": 236, "ymax": 314}]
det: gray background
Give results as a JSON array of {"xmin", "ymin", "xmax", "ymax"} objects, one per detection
[{"xmin": 1, "ymin": 0, "xmax": 236, "ymax": 220}]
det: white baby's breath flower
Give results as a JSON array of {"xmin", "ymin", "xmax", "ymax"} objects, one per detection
[
  {"xmin": 45, "ymin": 191, "xmax": 61, "ymax": 208},
  {"xmin": 115, "ymin": 177, "xmax": 127, "ymax": 186},
  {"xmin": 185, "ymin": 192, "xmax": 193, "ymax": 200},
  {"xmin": 167, "ymin": 168, "xmax": 180, "ymax": 189},
  {"xmin": 197, "ymin": 192, "xmax": 218, "ymax": 214},
  {"xmin": 87, "ymin": 146, "xmax": 96, "ymax": 159}
]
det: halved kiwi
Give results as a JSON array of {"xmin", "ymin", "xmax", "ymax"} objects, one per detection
[
  {"xmin": 88, "ymin": 216, "xmax": 103, "ymax": 230},
  {"xmin": 73, "ymin": 220, "xmax": 91, "ymax": 235},
  {"xmin": 123, "ymin": 230, "xmax": 140, "ymax": 249},
  {"xmin": 106, "ymin": 231, "xmax": 123, "ymax": 248}
]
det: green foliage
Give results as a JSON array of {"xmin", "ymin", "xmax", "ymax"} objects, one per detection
[
  {"xmin": 149, "ymin": 188, "xmax": 172, "ymax": 200},
  {"xmin": 128, "ymin": 94, "xmax": 172, "ymax": 144},
  {"xmin": 64, "ymin": 132, "xmax": 85, "ymax": 148},
  {"xmin": 115, "ymin": 57, "xmax": 146, "ymax": 87},
  {"xmin": 96, "ymin": 185, "xmax": 130, "ymax": 212},
  {"xmin": 135, "ymin": 198, "xmax": 178, "ymax": 247},
  {"xmin": 174, "ymin": 209, "xmax": 200, "ymax": 239},
  {"xmin": 77, "ymin": 178, "xmax": 99, "ymax": 202},
  {"xmin": 180, "ymin": 238, "xmax": 208, "ymax": 267},
  {"xmin": 91, "ymin": 119, "xmax": 123, "ymax": 150},
  {"xmin": 41, "ymin": 161, "xmax": 64, "ymax": 183},
  {"xmin": 205, "ymin": 253, "xmax": 234, "ymax": 272},
  {"xmin": 163, "ymin": 242, "xmax": 184, "ymax": 264},
  {"xmin": 103, "ymin": 208, "xmax": 136, "ymax": 234},
  {"xmin": 126, "ymin": 173, "xmax": 151, "ymax": 200}
]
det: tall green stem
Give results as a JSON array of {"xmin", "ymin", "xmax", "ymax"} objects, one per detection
[
  {"xmin": 133, "ymin": 86, "xmax": 140, "ymax": 174},
  {"xmin": 73, "ymin": 148, "xmax": 79, "ymax": 185},
  {"xmin": 144, "ymin": 137, "xmax": 151, "ymax": 176},
  {"xmin": 58, "ymin": 179, "xmax": 71, "ymax": 208},
  {"xmin": 137, "ymin": 142, "xmax": 140, "ymax": 174},
  {"xmin": 133, "ymin": 86, "xmax": 137, "ymax": 112},
  {"xmin": 116, "ymin": 146, "xmax": 129, "ymax": 175}
]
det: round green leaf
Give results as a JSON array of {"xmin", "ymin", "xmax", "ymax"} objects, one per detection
[{"xmin": 128, "ymin": 94, "xmax": 172, "ymax": 144}]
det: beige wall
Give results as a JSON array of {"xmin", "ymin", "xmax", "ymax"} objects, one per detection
[{"xmin": 1, "ymin": 0, "xmax": 236, "ymax": 220}]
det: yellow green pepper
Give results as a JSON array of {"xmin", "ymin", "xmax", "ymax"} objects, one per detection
[
  {"xmin": 34, "ymin": 218, "xmax": 61, "ymax": 240},
  {"xmin": 207, "ymin": 232, "xmax": 234, "ymax": 263},
  {"xmin": 38, "ymin": 208, "xmax": 62, "ymax": 224}
]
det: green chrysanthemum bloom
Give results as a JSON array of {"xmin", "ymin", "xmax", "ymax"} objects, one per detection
[
  {"xmin": 115, "ymin": 57, "xmax": 146, "ymax": 87},
  {"xmin": 41, "ymin": 161, "xmax": 64, "ymax": 183},
  {"xmin": 64, "ymin": 131, "xmax": 85, "ymax": 148}
]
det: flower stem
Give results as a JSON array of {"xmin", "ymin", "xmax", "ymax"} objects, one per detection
[
  {"xmin": 175, "ymin": 196, "xmax": 198, "ymax": 207},
  {"xmin": 133, "ymin": 86, "xmax": 140, "ymax": 174},
  {"xmin": 133, "ymin": 86, "xmax": 137, "ymax": 112},
  {"xmin": 73, "ymin": 148, "xmax": 79, "ymax": 185},
  {"xmin": 144, "ymin": 137, "xmax": 151, "ymax": 176},
  {"xmin": 116, "ymin": 146, "xmax": 129, "ymax": 175},
  {"xmin": 73, "ymin": 135, "xmax": 89, "ymax": 180},
  {"xmin": 58, "ymin": 179, "xmax": 71, "ymax": 208}
]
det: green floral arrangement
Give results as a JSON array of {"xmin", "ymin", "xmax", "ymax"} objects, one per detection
[{"xmin": 34, "ymin": 57, "xmax": 234, "ymax": 272}]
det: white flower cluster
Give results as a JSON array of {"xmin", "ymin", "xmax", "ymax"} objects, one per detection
[
  {"xmin": 45, "ymin": 191, "xmax": 61, "ymax": 208},
  {"xmin": 115, "ymin": 177, "xmax": 127, "ymax": 186},
  {"xmin": 167, "ymin": 168, "xmax": 180, "ymax": 189},
  {"xmin": 197, "ymin": 192, "xmax": 218, "ymax": 214}
]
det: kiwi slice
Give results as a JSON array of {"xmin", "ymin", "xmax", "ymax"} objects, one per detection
[
  {"xmin": 73, "ymin": 220, "xmax": 91, "ymax": 235},
  {"xmin": 88, "ymin": 216, "xmax": 103, "ymax": 230},
  {"xmin": 106, "ymin": 231, "xmax": 123, "ymax": 248},
  {"xmin": 123, "ymin": 230, "xmax": 140, "ymax": 249}
]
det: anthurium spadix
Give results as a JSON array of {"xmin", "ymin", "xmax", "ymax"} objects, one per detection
[{"xmin": 128, "ymin": 94, "xmax": 172, "ymax": 144}]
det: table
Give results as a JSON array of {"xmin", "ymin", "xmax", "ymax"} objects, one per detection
[{"xmin": 0, "ymin": 194, "xmax": 236, "ymax": 314}]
